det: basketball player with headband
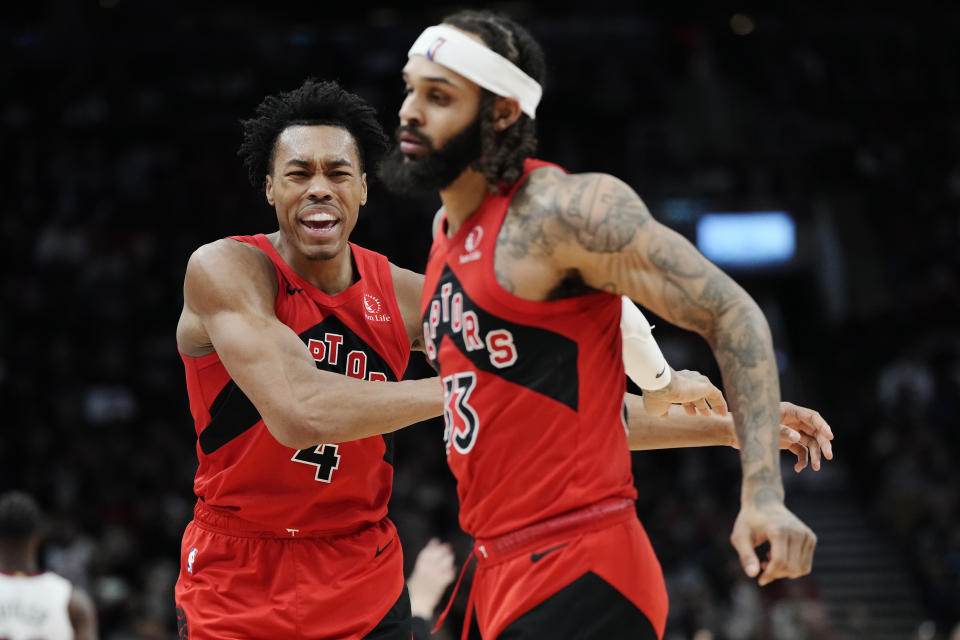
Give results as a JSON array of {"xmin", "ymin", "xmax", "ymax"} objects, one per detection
[{"xmin": 379, "ymin": 11, "xmax": 827, "ymax": 638}]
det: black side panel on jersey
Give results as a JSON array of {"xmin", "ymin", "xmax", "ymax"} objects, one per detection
[
  {"xmin": 425, "ymin": 265, "xmax": 579, "ymax": 411},
  {"xmin": 198, "ymin": 314, "xmax": 399, "ymax": 455},
  {"xmin": 199, "ymin": 380, "xmax": 262, "ymax": 455},
  {"xmin": 498, "ymin": 571, "xmax": 657, "ymax": 639}
]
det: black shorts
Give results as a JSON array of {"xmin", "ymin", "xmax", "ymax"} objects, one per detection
[
  {"xmin": 364, "ymin": 587, "xmax": 412, "ymax": 640},
  {"xmin": 495, "ymin": 572, "xmax": 658, "ymax": 639}
]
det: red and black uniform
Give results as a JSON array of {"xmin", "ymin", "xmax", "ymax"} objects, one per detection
[
  {"xmin": 175, "ymin": 234, "xmax": 411, "ymax": 640},
  {"xmin": 422, "ymin": 160, "xmax": 668, "ymax": 639}
]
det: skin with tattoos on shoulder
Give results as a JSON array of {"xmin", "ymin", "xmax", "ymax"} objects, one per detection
[{"xmin": 384, "ymin": 13, "xmax": 819, "ymax": 589}]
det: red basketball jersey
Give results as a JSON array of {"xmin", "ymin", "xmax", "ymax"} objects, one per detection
[
  {"xmin": 181, "ymin": 234, "xmax": 410, "ymax": 533},
  {"xmin": 421, "ymin": 159, "xmax": 637, "ymax": 539}
]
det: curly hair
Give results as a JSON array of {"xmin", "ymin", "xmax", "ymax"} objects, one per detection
[
  {"xmin": 441, "ymin": 10, "xmax": 546, "ymax": 191},
  {"xmin": 0, "ymin": 491, "xmax": 41, "ymax": 540},
  {"xmin": 238, "ymin": 79, "xmax": 389, "ymax": 192}
]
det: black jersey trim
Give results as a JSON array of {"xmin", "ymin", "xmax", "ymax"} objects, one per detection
[
  {"xmin": 198, "ymin": 315, "xmax": 399, "ymax": 455},
  {"xmin": 425, "ymin": 266, "xmax": 579, "ymax": 411}
]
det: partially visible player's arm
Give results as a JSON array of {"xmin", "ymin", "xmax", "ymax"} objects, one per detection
[
  {"xmin": 626, "ymin": 396, "xmax": 834, "ymax": 472},
  {"xmin": 543, "ymin": 169, "xmax": 815, "ymax": 585},
  {"xmin": 177, "ymin": 240, "xmax": 442, "ymax": 450},
  {"xmin": 390, "ymin": 264, "xmax": 427, "ymax": 352},
  {"xmin": 68, "ymin": 586, "xmax": 98, "ymax": 640},
  {"xmin": 622, "ymin": 297, "xmax": 729, "ymax": 417}
]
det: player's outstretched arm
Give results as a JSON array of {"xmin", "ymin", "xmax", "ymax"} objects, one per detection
[
  {"xmin": 177, "ymin": 240, "xmax": 442, "ymax": 449},
  {"xmin": 626, "ymin": 396, "xmax": 834, "ymax": 472},
  {"xmin": 541, "ymin": 169, "xmax": 816, "ymax": 585}
]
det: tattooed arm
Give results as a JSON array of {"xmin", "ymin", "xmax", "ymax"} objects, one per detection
[{"xmin": 521, "ymin": 168, "xmax": 816, "ymax": 585}]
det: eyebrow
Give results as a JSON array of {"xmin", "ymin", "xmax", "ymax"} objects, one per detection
[
  {"xmin": 402, "ymin": 71, "xmax": 460, "ymax": 89},
  {"xmin": 283, "ymin": 157, "xmax": 354, "ymax": 169}
]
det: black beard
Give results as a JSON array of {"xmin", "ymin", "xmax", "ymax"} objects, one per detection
[{"xmin": 377, "ymin": 118, "xmax": 483, "ymax": 197}]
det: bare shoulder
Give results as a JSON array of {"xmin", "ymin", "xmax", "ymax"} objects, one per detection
[
  {"xmin": 500, "ymin": 167, "xmax": 652, "ymax": 260},
  {"xmin": 184, "ymin": 238, "xmax": 277, "ymax": 312},
  {"xmin": 178, "ymin": 238, "xmax": 278, "ymax": 356},
  {"xmin": 68, "ymin": 586, "xmax": 98, "ymax": 640},
  {"xmin": 389, "ymin": 263, "xmax": 424, "ymax": 303},
  {"xmin": 548, "ymin": 170, "xmax": 653, "ymax": 254},
  {"xmin": 389, "ymin": 262, "xmax": 426, "ymax": 351},
  {"xmin": 431, "ymin": 207, "xmax": 445, "ymax": 239}
]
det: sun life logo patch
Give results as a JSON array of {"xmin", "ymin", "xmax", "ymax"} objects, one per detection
[{"xmin": 363, "ymin": 293, "xmax": 391, "ymax": 322}]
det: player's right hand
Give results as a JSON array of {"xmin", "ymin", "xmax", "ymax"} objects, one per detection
[
  {"xmin": 641, "ymin": 368, "xmax": 728, "ymax": 418},
  {"xmin": 730, "ymin": 500, "xmax": 817, "ymax": 586}
]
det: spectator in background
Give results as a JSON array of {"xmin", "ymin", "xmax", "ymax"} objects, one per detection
[
  {"xmin": 0, "ymin": 490, "xmax": 98, "ymax": 640},
  {"xmin": 407, "ymin": 538, "xmax": 457, "ymax": 640}
]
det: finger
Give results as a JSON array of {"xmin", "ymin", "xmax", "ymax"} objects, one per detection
[
  {"xmin": 802, "ymin": 530, "xmax": 817, "ymax": 575},
  {"xmin": 706, "ymin": 386, "xmax": 728, "ymax": 416},
  {"xmin": 682, "ymin": 402, "xmax": 697, "ymax": 416},
  {"xmin": 694, "ymin": 398, "xmax": 711, "ymax": 416},
  {"xmin": 787, "ymin": 529, "xmax": 813, "ymax": 579},
  {"xmin": 805, "ymin": 437, "xmax": 822, "ymax": 470},
  {"xmin": 788, "ymin": 443, "xmax": 808, "ymax": 472},
  {"xmin": 782, "ymin": 403, "xmax": 834, "ymax": 446},
  {"xmin": 792, "ymin": 434, "xmax": 821, "ymax": 470},
  {"xmin": 730, "ymin": 529, "xmax": 761, "ymax": 578},
  {"xmin": 758, "ymin": 528, "xmax": 790, "ymax": 586},
  {"xmin": 780, "ymin": 426, "xmax": 802, "ymax": 447}
]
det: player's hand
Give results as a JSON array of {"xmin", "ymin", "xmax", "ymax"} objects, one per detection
[
  {"xmin": 730, "ymin": 402, "xmax": 835, "ymax": 472},
  {"xmin": 641, "ymin": 368, "xmax": 728, "ymax": 418},
  {"xmin": 407, "ymin": 538, "xmax": 456, "ymax": 619},
  {"xmin": 730, "ymin": 500, "xmax": 817, "ymax": 586},
  {"xmin": 777, "ymin": 402, "xmax": 834, "ymax": 472}
]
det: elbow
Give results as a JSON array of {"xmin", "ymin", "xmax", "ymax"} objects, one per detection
[
  {"xmin": 265, "ymin": 409, "xmax": 335, "ymax": 450},
  {"xmin": 707, "ymin": 298, "xmax": 770, "ymax": 346}
]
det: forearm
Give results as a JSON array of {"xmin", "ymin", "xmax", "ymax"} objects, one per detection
[
  {"xmin": 278, "ymin": 373, "xmax": 443, "ymax": 449},
  {"xmin": 710, "ymin": 301, "xmax": 783, "ymax": 504},
  {"xmin": 626, "ymin": 394, "xmax": 734, "ymax": 450}
]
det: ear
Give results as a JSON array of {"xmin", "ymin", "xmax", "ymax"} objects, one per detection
[
  {"xmin": 359, "ymin": 172, "xmax": 368, "ymax": 206},
  {"xmin": 265, "ymin": 174, "xmax": 275, "ymax": 206},
  {"xmin": 492, "ymin": 96, "xmax": 523, "ymax": 132}
]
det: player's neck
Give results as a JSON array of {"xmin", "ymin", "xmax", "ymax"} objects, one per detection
[
  {"xmin": 0, "ymin": 546, "xmax": 37, "ymax": 574},
  {"xmin": 271, "ymin": 233, "xmax": 356, "ymax": 295},
  {"xmin": 439, "ymin": 168, "xmax": 490, "ymax": 237}
]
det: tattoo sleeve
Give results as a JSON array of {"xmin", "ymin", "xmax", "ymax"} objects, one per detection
[{"xmin": 556, "ymin": 172, "xmax": 784, "ymax": 507}]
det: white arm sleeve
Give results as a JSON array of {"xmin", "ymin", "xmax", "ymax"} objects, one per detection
[{"xmin": 621, "ymin": 296, "xmax": 671, "ymax": 390}]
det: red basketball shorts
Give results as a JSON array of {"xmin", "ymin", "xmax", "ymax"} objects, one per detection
[
  {"xmin": 470, "ymin": 498, "xmax": 668, "ymax": 639},
  {"xmin": 174, "ymin": 501, "xmax": 406, "ymax": 640}
]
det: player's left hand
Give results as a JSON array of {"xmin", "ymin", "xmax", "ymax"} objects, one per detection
[
  {"xmin": 730, "ymin": 500, "xmax": 817, "ymax": 586},
  {"xmin": 641, "ymin": 368, "xmax": 728, "ymax": 418}
]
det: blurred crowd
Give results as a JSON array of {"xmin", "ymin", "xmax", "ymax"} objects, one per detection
[{"xmin": 1, "ymin": 2, "xmax": 957, "ymax": 638}]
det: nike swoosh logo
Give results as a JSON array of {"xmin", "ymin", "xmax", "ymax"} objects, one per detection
[
  {"xmin": 375, "ymin": 539, "xmax": 393, "ymax": 558},
  {"xmin": 655, "ymin": 363, "xmax": 666, "ymax": 378},
  {"xmin": 287, "ymin": 286, "xmax": 303, "ymax": 295},
  {"xmin": 530, "ymin": 542, "xmax": 569, "ymax": 562}
]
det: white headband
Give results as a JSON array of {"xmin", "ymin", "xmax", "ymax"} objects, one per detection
[{"xmin": 407, "ymin": 25, "xmax": 542, "ymax": 119}]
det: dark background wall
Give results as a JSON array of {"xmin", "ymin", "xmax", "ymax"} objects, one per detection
[{"xmin": 1, "ymin": 1, "xmax": 957, "ymax": 638}]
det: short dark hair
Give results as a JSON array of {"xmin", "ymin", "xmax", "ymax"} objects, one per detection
[
  {"xmin": 238, "ymin": 79, "xmax": 389, "ymax": 192},
  {"xmin": 0, "ymin": 491, "xmax": 42, "ymax": 540},
  {"xmin": 441, "ymin": 10, "xmax": 546, "ymax": 190}
]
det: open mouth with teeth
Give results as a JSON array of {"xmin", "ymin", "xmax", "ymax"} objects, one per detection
[{"xmin": 301, "ymin": 212, "xmax": 339, "ymax": 235}]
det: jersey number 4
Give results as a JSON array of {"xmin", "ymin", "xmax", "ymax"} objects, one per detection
[
  {"xmin": 292, "ymin": 444, "xmax": 341, "ymax": 482},
  {"xmin": 442, "ymin": 372, "xmax": 480, "ymax": 454}
]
